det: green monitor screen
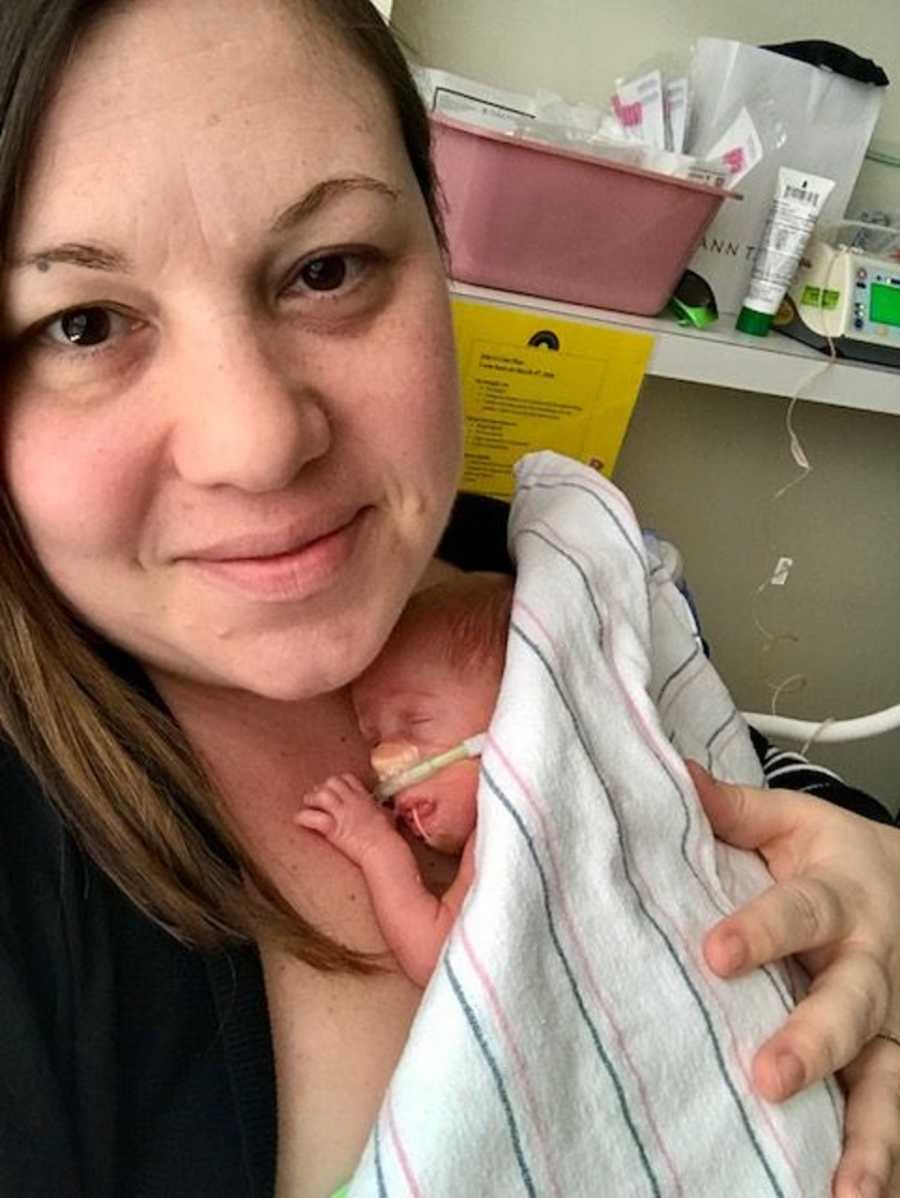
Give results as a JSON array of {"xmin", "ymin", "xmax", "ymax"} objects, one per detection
[{"xmin": 869, "ymin": 282, "xmax": 900, "ymax": 328}]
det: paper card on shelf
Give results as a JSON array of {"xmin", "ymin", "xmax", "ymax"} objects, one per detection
[{"xmin": 452, "ymin": 298, "xmax": 653, "ymax": 499}]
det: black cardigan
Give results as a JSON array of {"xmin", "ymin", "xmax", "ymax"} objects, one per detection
[{"xmin": 0, "ymin": 493, "xmax": 890, "ymax": 1197}]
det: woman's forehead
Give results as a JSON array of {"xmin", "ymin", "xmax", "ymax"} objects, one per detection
[
  {"xmin": 43, "ymin": 0, "xmax": 369, "ymax": 130},
  {"xmin": 12, "ymin": 0, "xmax": 402, "ymax": 256}
]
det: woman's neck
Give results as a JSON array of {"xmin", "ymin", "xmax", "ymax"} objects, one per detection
[{"xmin": 149, "ymin": 669, "xmax": 373, "ymax": 815}]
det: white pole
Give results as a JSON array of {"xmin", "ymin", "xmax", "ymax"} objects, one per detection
[{"xmin": 744, "ymin": 703, "xmax": 900, "ymax": 744}]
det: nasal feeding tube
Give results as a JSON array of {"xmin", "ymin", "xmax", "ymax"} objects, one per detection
[{"xmin": 373, "ymin": 733, "xmax": 487, "ymax": 803}]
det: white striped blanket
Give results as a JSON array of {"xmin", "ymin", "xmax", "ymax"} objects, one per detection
[{"xmin": 347, "ymin": 451, "xmax": 842, "ymax": 1197}]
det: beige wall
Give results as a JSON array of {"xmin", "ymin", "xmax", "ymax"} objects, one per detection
[
  {"xmin": 394, "ymin": 0, "xmax": 900, "ymax": 807},
  {"xmin": 613, "ymin": 380, "xmax": 900, "ymax": 809}
]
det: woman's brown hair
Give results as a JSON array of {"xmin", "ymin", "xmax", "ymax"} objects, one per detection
[{"xmin": 0, "ymin": 0, "xmax": 443, "ymax": 971}]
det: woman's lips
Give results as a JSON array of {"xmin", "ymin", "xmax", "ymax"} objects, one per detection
[{"xmin": 185, "ymin": 507, "xmax": 371, "ymax": 602}]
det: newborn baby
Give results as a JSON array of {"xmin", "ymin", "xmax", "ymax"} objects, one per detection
[
  {"xmin": 300, "ymin": 458, "xmax": 845, "ymax": 1192},
  {"xmin": 296, "ymin": 573, "xmax": 512, "ymax": 986}
]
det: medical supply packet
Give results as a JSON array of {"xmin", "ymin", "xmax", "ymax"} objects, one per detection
[
  {"xmin": 412, "ymin": 65, "xmax": 535, "ymax": 132},
  {"xmin": 414, "ymin": 65, "xmax": 737, "ymax": 188}
]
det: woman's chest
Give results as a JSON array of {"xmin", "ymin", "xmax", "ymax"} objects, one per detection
[
  {"xmin": 262, "ymin": 942, "xmax": 422, "ymax": 1198},
  {"xmin": 203, "ymin": 700, "xmax": 456, "ymax": 1196}
]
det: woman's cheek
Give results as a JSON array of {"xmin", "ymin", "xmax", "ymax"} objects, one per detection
[
  {"xmin": 3, "ymin": 402, "xmax": 153, "ymax": 577},
  {"xmin": 380, "ymin": 275, "xmax": 461, "ymax": 477}
]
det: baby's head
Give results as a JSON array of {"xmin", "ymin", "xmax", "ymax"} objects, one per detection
[{"xmin": 351, "ymin": 572, "xmax": 512, "ymax": 853}]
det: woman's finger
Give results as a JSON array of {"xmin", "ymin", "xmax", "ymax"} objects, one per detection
[
  {"xmin": 751, "ymin": 948, "xmax": 890, "ymax": 1101},
  {"xmin": 833, "ymin": 1037, "xmax": 900, "ymax": 1198},
  {"xmin": 687, "ymin": 760, "xmax": 812, "ymax": 851},
  {"xmin": 704, "ymin": 874, "xmax": 854, "ymax": 977}
]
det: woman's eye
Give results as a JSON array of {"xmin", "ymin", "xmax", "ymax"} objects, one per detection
[
  {"xmin": 300, "ymin": 256, "xmax": 350, "ymax": 292},
  {"xmin": 5, "ymin": 303, "xmax": 149, "ymax": 391},
  {"xmin": 43, "ymin": 306, "xmax": 126, "ymax": 350},
  {"xmin": 286, "ymin": 251, "xmax": 375, "ymax": 300}
]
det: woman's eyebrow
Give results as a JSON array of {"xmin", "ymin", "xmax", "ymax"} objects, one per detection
[
  {"xmin": 8, "ymin": 176, "xmax": 401, "ymax": 275},
  {"xmin": 270, "ymin": 174, "xmax": 400, "ymax": 234},
  {"xmin": 9, "ymin": 242, "xmax": 129, "ymax": 274}
]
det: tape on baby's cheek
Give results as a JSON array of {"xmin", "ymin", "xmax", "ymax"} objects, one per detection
[{"xmin": 370, "ymin": 739, "xmax": 421, "ymax": 783}]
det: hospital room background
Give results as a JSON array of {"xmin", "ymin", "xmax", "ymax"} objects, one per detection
[{"xmin": 380, "ymin": 0, "xmax": 900, "ymax": 811}]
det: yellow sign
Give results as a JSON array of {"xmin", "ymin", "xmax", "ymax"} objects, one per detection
[{"xmin": 453, "ymin": 299, "xmax": 653, "ymax": 500}]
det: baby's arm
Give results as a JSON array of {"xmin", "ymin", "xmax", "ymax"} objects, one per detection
[{"xmin": 296, "ymin": 775, "xmax": 474, "ymax": 987}]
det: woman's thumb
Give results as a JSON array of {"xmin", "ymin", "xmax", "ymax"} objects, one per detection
[{"xmin": 686, "ymin": 760, "xmax": 799, "ymax": 850}]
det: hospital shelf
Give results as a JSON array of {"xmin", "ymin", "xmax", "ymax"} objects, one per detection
[{"xmin": 450, "ymin": 281, "xmax": 900, "ymax": 418}]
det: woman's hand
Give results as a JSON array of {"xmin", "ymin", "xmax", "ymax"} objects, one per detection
[{"xmin": 687, "ymin": 762, "xmax": 900, "ymax": 1198}]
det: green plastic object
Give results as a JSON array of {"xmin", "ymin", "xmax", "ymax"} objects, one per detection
[
  {"xmin": 669, "ymin": 268, "xmax": 718, "ymax": 328},
  {"xmin": 670, "ymin": 294, "xmax": 719, "ymax": 328},
  {"xmin": 736, "ymin": 306, "xmax": 773, "ymax": 337}
]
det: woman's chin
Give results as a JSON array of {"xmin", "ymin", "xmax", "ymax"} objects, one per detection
[
  {"xmin": 226, "ymin": 668, "xmax": 348, "ymax": 703},
  {"xmin": 207, "ymin": 636, "xmax": 382, "ymax": 702}
]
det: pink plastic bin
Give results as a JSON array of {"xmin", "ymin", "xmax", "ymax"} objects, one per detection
[{"xmin": 431, "ymin": 114, "xmax": 738, "ymax": 316}]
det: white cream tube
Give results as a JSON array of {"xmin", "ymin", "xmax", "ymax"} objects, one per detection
[{"xmin": 736, "ymin": 167, "xmax": 836, "ymax": 337}]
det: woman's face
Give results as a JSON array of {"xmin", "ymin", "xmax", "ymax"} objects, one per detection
[{"xmin": 1, "ymin": 0, "xmax": 461, "ymax": 700}]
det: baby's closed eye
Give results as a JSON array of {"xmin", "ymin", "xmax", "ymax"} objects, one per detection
[{"xmin": 360, "ymin": 713, "xmax": 433, "ymax": 743}]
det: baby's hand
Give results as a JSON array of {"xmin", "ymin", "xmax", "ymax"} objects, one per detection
[{"xmin": 296, "ymin": 773, "xmax": 398, "ymax": 866}]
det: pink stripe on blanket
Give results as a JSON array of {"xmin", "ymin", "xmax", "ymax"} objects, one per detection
[
  {"xmin": 457, "ymin": 921, "xmax": 566, "ymax": 1198},
  {"xmin": 486, "ymin": 717, "xmax": 687, "ymax": 1197},
  {"xmin": 646, "ymin": 916, "xmax": 807, "ymax": 1194},
  {"xmin": 514, "ymin": 538, "xmax": 807, "ymax": 1190},
  {"xmin": 386, "ymin": 1093, "xmax": 424, "ymax": 1198}
]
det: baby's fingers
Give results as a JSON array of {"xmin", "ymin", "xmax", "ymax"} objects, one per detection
[
  {"xmin": 705, "ymin": 876, "xmax": 853, "ymax": 977},
  {"xmin": 294, "ymin": 808, "xmax": 335, "ymax": 835},
  {"xmin": 833, "ymin": 1037, "xmax": 900, "ymax": 1197},
  {"xmin": 752, "ymin": 949, "xmax": 890, "ymax": 1101}
]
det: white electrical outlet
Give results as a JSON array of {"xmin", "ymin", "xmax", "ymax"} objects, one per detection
[{"xmin": 770, "ymin": 556, "xmax": 793, "ymax": 587}]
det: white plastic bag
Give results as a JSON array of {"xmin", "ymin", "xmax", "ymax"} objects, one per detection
[{"xmin": 687, "ymin": 38, "xmax": 884, "ymax": 314}]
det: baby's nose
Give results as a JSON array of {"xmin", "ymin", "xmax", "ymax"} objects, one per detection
[{"xmin": 370, "ymin": 739, "xmax": 420, "ymax": 782}]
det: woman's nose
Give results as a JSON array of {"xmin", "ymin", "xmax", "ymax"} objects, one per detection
[{"xmin": 168, "ymin": 314, "xmax": 330, "ymax": 493}]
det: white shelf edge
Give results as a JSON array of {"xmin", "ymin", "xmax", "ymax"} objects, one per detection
[{"xmin": 450, "ymin": 280, "xmax": 900, "ymax": 418}]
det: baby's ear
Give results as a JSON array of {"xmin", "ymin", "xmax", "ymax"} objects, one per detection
[{"xmin": 356, "ymin": 722, "xmax": 377, "ymax": 746}]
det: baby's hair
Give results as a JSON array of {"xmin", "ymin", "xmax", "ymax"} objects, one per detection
[{"xmin": 396, "ymin": 573, "xmax": 513, "ymax": 677}]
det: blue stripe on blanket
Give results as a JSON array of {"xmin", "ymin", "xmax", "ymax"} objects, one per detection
[
  {"xmin": 513, "ymin": 527, "xmax": 604, "ymax": 629},
  {"xmin": 481, "ymin": 763, "xmax": 664, "ymax": 1197},
  {"xmin": 705, "ymin": 708, "xmax": 741, "ymax": 766},
  {"xmin": 657, "ymin": 643, "xmax": 702, "ymax": 705},
  {"xmin": 374, "ymin": 1119, "xmax": 388, "ymax": 1198},
  {"xmin": 513, "ymin": 528, "xmax": 716, "ymax": 913},
  {"xmin": 519, "ymin": 525, "xmax": 795, "ymax": 1019},
  {"xmin": 508, "ymin": 615, "xmax": 787, "ymax": 1197},
  {"xmin": 444, "ymin": 955, "xmax": 538, "ymax": 1198},
  {"xmin": 516, "ymin": 478, "xmax": 649, "ymax": 582}
]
